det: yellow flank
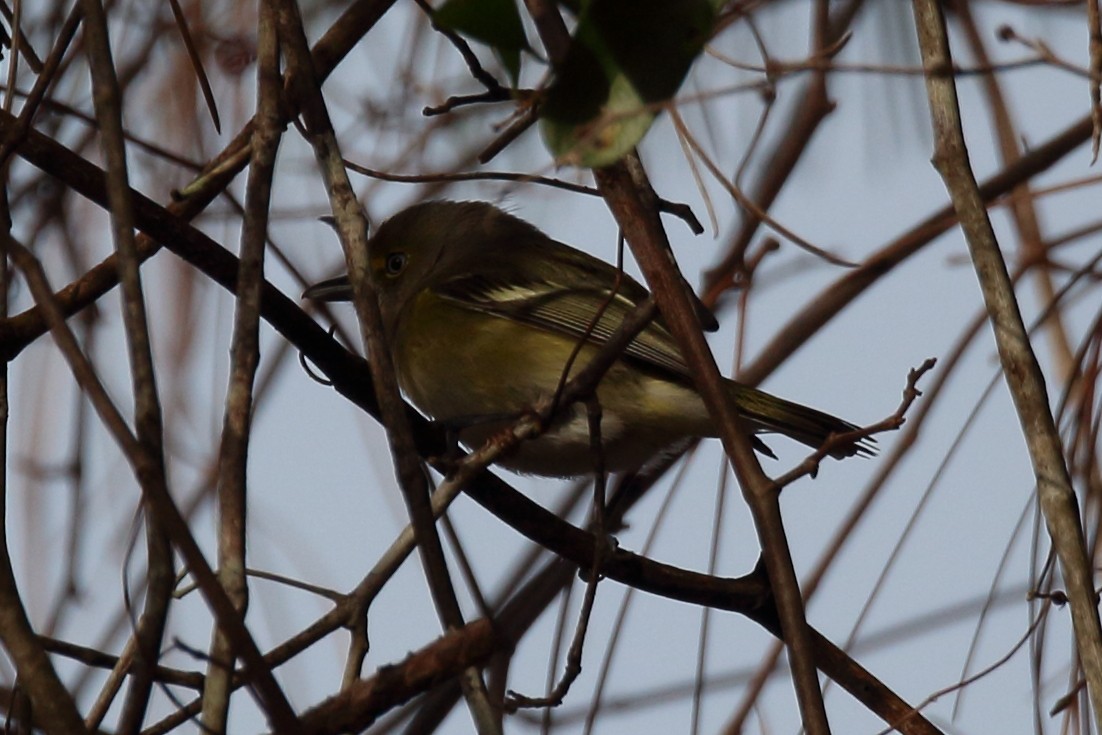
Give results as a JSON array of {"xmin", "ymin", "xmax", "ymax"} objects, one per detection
[{"xmin": 393, "ymin": 289, "xmax": 711, "ymax": 475}]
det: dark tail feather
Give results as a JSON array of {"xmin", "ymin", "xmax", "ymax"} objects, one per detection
[{"xmin": 728, "ymin": 382, "xmax": 875, "ymax": 459}]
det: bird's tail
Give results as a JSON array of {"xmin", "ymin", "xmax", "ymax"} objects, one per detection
[{"xmin": 726, "ymin": 381, "xmax": 875, "ymax": 459}]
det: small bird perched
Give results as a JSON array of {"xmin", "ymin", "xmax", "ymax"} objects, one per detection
[{"xmin": 305, "ymin": 201, "xmax": 872, "ymax": 476}]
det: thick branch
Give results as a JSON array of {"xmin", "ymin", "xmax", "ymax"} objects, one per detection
[
  {"xmin": 912, "ymin": 0, "xmax": 1102, "ymax": 728},
  {"xmin": 594, "ymin": 157, "xmax": 831, "ymax": 735}
]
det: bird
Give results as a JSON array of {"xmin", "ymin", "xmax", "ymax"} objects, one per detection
[{"xmin": 304, "ymin": 200, "xmax": 873, "ymax": 476}]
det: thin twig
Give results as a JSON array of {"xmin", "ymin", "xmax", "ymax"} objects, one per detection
[
  {"xmin": 165, "ymin": 0, "xmax": 221, "ymax": 133},
  {"xmin": 343, "ymin": 160, "xmax": 704, "ymax": 234},
  {"xmin": 771, "ymin": 359, "xmax": 935, "ymax": 489},
  {"xmin": 503, "ymin": 398, "xmax": 610, "ymax": 712},
  {"xmin": 77, "ymin": 0, "xmax": 175, "ymax": 728},
  {"xmin": 200, "ymin": 1, "xmax": 282, "ymax": 729}
]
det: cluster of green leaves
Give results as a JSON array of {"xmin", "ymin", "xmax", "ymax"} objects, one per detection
[{"xmin": 434, "ymin": 0, "xmax": 724, "ymax": 167}]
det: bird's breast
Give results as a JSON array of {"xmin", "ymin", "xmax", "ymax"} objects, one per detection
[{"xmin": 393, "ymin": 290, "xmax": 567, "ymax": 422}]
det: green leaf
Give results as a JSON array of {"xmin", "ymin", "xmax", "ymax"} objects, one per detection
[
  {"xmin": 435, "ymin": 0, "xmax": 531, "ymax": 85},
  {"xmin": 540, "ymin": 0, "xmax": 717, "ymax": 167}
]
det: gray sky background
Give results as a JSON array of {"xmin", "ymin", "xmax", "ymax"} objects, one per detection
[{"xmin": 7, "ymin": 2, "xmax": 1099, "ymax": 733}]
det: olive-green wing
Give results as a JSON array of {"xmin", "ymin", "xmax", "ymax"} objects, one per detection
[
  {"xmin": 525, "ymin": 237, "xmax": 720, "ymax": 332},
  {"xmin": 433, "ymin": 271, "xmax": 693, "ymax": 380}
]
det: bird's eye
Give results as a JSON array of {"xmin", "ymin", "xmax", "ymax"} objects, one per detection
[{"xmin": 384, "ymin": 252, "xmax": 408, "ymax": 276}]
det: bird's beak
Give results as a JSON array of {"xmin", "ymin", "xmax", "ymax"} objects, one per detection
[{"xmin": 302, "ymin": 276, "xmax": 352, "ymax": 302}]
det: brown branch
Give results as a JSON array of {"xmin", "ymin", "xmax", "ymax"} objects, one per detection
[
  {"xmin": 0, "ymin": 235, "xmax": 84, "ymax": 730},
  {"xmin": 77, "ymin": 1, "xmax": 175, "ymax": 729},
  {"xmin": 165, "ymin": 0, "xmax": 221, "ymax": 133},
  {"xmin": 912, "ymin": 0, "xmax": 1102, "ymax": 728},
  {"xmin": 39, "ymin": 636, "xmax": 205, "ymax": 690},
  {"xmin": 594, "ymin": 156, "xmax": 831, "ymax": 734},
  {"xmin": 412, "ymin": 0, "xmax": 507, "ymax": 96},
  {"xmin": 0, "ymin": 6, "xmax": 82, "ymax": 168},
  {"xmin": 521, "ymin": 0, "xmax": 570, "ymax": 65},
  {"xmin": 477, "ymin": 102, "xmax": 541, "ymax": 163},
  {"xmin": 295, "ymin": 619, "xmax": 497, "ymax": 734},
  {"xmin": 274, "ymin": 0, "xmax": 502, "ymax": 731},
  {"xmin": 956, "ymin": 0, "xmax": 1080, "ymax": 394},
  {"xmin": 200, "ymin": 1, "xmax": 283, "ymax": 729}
]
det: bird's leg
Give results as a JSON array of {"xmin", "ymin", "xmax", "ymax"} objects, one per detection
[
  {"xmin": 504, "ymin": 398, "xmax": 608, "ymax": 714},
  {"xmin": 585, "ymin": 396, "xmax": 608, "ymax": 539},
  {"xmin": 426, "ymin": 420, "xmax": 466, "ymax": 473},
  {"xmin": 584, "ymin": 397, "xmax": 618, "ymax": 562}
]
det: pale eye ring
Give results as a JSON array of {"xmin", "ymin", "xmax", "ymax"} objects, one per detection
[{"xmin": 384, "ymin": 252, "xmax": 408, "ymax": 276}]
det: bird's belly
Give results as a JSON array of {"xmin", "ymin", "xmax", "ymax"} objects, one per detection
[
  {"xmin": 455, "ymin": 405, "xmax": 698, "ymax": 476},
  {"xmin": 392, "ymin": 294, "xmax": 710, "ymax": 475}
]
